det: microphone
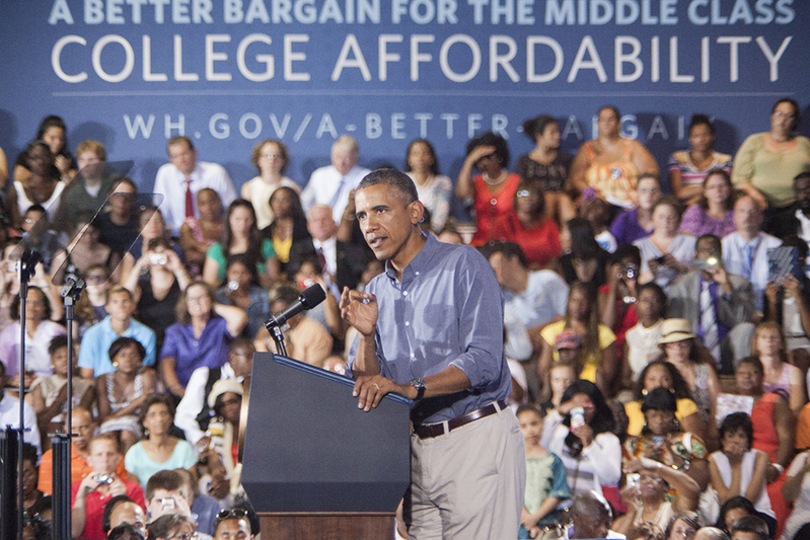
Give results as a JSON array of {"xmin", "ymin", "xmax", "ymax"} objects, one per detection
[{"xmin": 265, "ymin": 284, "xmax": 326, "ymax": 329}]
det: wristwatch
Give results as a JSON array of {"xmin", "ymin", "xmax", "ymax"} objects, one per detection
[{"xmin": 409, "ymin": 378, "xmax": 426, "ymax": 401}]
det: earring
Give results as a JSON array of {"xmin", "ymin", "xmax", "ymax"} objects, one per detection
[
  {"xmin": 642, "ymin": 389, "xmax": 649, "ymax": 396},
  {"xmin": 113, "ymin": 361, "xmax": 119, "ymax": 368}
]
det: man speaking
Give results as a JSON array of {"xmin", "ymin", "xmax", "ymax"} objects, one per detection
[{"xmin": 340, "ymin": 168, "xmax": 524, "ymax": 539}]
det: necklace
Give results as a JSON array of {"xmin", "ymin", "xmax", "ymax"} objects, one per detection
[{"xmin": 482, "ymin": 171, "xmax": 507, "ymax": 185}]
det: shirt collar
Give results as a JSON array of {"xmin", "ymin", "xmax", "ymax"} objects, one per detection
[{"xmin": 384, "ymin": 231, "xmax": 434, "ymax": 284}]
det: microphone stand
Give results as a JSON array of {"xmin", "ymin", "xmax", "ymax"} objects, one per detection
[{"xmin": 266, "ymin": 324, "xmax": 288, "ymax": 357}]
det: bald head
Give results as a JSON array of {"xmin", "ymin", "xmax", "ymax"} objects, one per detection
[{"xmin": 70, "ymin": 407, "xmax": 96, "ymax": 451}]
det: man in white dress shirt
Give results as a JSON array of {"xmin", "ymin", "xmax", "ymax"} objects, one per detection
[
  {"xmin": 0, "ymin": 361, "xmax": 41, "ymax": 457},
  {"xmin": 721, "ymin": 196, "xmax": 782, "ymax": 313},
  {"xmin": 300, "ymin": 135, "xmax": 370, "ymax": 225},
  {"xmin": 153, "ymin": 136, "xmax": 237, "ymax": 236}
]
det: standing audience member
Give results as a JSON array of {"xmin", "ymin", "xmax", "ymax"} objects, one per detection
[
  {"xmin": 569, "ymin": 105, "xmax": 659, "ymax": 211},
  {"xmin": 634, "ymin": 197, "xmax": 696, "ymax": 290},
  {"xmin": 456, "ymin": 131, "xmax": 521, "ymax": 245},
  {"xmin": 611, "ymin": 173, "xmax": 663, "ymax": 247},
  {"xmin": 152, "ymin": 136, "xmax": 236, "ymax": 237},
  {"xmin": 79, "ymin": 286, "xmax": 157, "ymax": 380},
  {"xmin": 241, "ymin": 139, "xmax": 299, "ymax": 230},
  {"xmin": 404, "ymin": 139, "xmax": 453, "ymax": 232},
  {"xmin": 732, "ymin": 98, "xmax": 810, "ymax": 214},
  {"xmin": 722, "ymin": 196, "xmax": 783, "ymax": 313},
  {"xmin": 516, "ymin": 114, "xmax": 576, "ymax": 224},
  {"xmin": 669, "ymin": 115, "xmax": 733, "ymax": 206},
  {"xmin": 680, "ymin": 169, "xmax": 737, "ymax": 239},
  {"xmin": 300, "ymin": 135, "xmax": 370, "ymax": 225},
  {"xmin": 160, "ymin": 282, "xmax": 247, "ymax": 399},
  {"xmin": 71, "ymin": 434, "xmax": 146, "ymax": 540},
  {"xmin": 667, "ymin": 234, "xmax": 755, "ymax": 374}
]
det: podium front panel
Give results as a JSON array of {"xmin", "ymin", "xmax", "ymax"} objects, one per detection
[{"xmin": 242, "ymin": 353, "xmax": 411, "ymax": 513}]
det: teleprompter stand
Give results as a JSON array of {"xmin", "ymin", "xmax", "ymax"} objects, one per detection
[{"xmin": 241, "ymin": 353, "xmax": 411, "ymax": 539}]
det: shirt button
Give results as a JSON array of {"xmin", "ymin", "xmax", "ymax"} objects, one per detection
[
  {"xmin": 405, "ymin": 321, "xmax": 410, "ymax": 327},
  {"xmin": 415, "ymin": 271, "xmax": 420, "ymax": 276},
  {"xmin": 411, "ymin": 354, "xmax": 416, "ymax": 359},
  {"xmin": 403, "ymin": 291, "xmax": 408, "ymax": 296},
  {"xmin": 490, "ymin": 198, "xmax": 497, "ymax": 205}
]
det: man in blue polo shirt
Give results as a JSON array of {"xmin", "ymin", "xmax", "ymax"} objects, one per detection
[{"xmin": 79, "ymin": 285, "xmax": 156, "ymax": 379}]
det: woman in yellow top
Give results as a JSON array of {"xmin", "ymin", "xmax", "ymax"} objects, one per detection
[
  {"xmin": 624, "ymin": 360, "xmax": 707, "ymax": 443},
  {"xmin": 570, "ymin": 105, "xmax": 659, "ymax": 210},
  {"xmin": 539, "ymin": 281, "xmax": 617, "ymax": 399},
  {"xmin": 732, "ymin": 97, "xmax": 810, "ymax": 211}
]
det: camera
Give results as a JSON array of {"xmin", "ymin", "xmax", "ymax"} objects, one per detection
[
  {"xmin": 148, "ymin": 253, "xmax": 167, "ymax": 265},
  {"xmin": 93, "ymin": 474, "xmax": 113, "ymax": 485},
  {"xmin": 694, "ymin": 257, "xmax": 719, "ymax": 271},
  {"xmin": 621, "ymin": 264, "xmax": 638, "ymax": 280}
]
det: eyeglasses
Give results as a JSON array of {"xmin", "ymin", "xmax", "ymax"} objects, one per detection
[
  {"xmin": 516, "ymin": 190, "xmax": 532, "ymax": 198},
  {"xmin": 167, "ymin": 533, "xmax": 198, "ymax": 540},
  {"xmin": 773, "ymin": 110, "xmax": 796, "ymax": 118},
  {"xmin": 261, "ymin": 153, "xmax": 281, "ymax": 160}
]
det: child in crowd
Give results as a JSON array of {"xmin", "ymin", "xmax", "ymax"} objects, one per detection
[
  {"xmin": 539, "ymin": 358, "xmax": 577, "ymax": 449},
  {"xmin": 516, "ymin": 404, "xmax": 570, "ymax": 539}
]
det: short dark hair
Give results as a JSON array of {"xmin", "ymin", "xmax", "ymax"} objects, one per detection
[
  {"xmin": 102, "ymin": 495, "xmax": 135, "ymax": 534},
  {"xmin": 36, "ymin": 115, "xmax": 67, "ymax": 140},
  {"xmin": 145, "ymin": 469, "xmax": 186, "ymax": 502},
  {"xmin": 772, "ymin": 97, "xmax": 800, "ymax": 130},
  {"xmin": 478, "ymin": 240, "xmax": 528, "ymax": 269},
  {"xmin": 48, "ymin": 334, "xmax": 69, "ymax": 356},
  {"xmin": 108, "ymin": 523, "xmax": 146, "ymax": 540},
  {"xmin": 516, "ymin": 403, "xmax": 546, "ymax": 420},
  {"xmin": 719, "ymin": 412, "xmax": 754, "ymax": 450},
  {"xmin": 466, "ymin": 131, "xmax": 510, "ymax": 169},
  {"xmin": 736, "ymin": 356, "xmax": 764, "ymax": 375},
  {"xmin": 696, "ymin": 233, "xmax": 722, "ymax": 255},
  {"xmin": 522, "ymin": 115, "xmax": 558, "ymax": 141},
  {"xmin": 716, "ymin": 496, "xmax": 755, "ymax": 531},
  {"xmin": 109, "ymin": 337, "xmax": 146, "ymax": 366},
  {"xmin": 689, "ymin": 114, "xmax": 716, "ymax": 136},
  {"xmin": 146, "ymin": 514, "xmax": 195, "ymax": 540},
  {"xmin": 664, "ymin": 513, "xmax": 700, "ymax": 540},
  {"xmin": 730, "ymin": 515, "xmax": 768, "ymax": 540},
  {"xmin": 213, "ymin": 506, "xmax": 255, "ymax": 537},
  {"xmin": 599, "ymin": 105, "xmax": 621, "ymax": 119},
  {"xmin": 357, "ymin": 167, "xmax": 419, "ymax": 206},
  {"xmin": 611, "ymin": 244, "xmax": 641, "ymax": 267}
]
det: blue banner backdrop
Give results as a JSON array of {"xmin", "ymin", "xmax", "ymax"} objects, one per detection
[{"xmin": 1, "ymin": 0, "xmax": 808, "ymax": 197}]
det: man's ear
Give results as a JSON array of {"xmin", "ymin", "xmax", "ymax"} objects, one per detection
[{"xmin": 409, "ymin": 200, "xmax": 425, "ymax": 225}]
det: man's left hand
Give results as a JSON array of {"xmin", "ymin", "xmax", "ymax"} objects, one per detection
[{"xmin": 353, "ymin": 374, "xmax": 405, "ymax": 412}]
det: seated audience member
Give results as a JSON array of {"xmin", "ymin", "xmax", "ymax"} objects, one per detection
[
  {"xmin": 173, "ymin": 468, "xmax": 223, "ymax": 536},
  {"xmin": 569, "ymin": 105, "xmax": 659, "ymax": 212},
  {"xmin": 558, "ymin": 218, "xmax": 612, "ymax": 288},
  {"xmin": 539, "ymin": 359, "xmax": 578, "ymax": 447},
  {"xmin": 14, "ymin": 115, "xmax": 77, "ymax": 187},
  {"xmin": 203, "ymin": 199, "xmax": 278, "ymax": 289},
  {"xmin": 71, "ymin": 433, "xmax": 146, "ymax": 540},
  {"xmin": 540, "ymin": 282, "xmax": 617, "ymax": 397},
  {"xmin": 241, "ymin": 139, "xmax": 299, "ymax": 230},
  {"xmin": 516, "ymin": 404, "xmax": 570, "ymax": 538},
  {"xmin": 123, "ymin": 237, "xmax": 192, "ymax": 355},
  {"xmin": 713, "ymin": 497, "xmax": 764, "ymax": 538},
  {"xmin": 20, "ymin": 204, "xmax": 64, "ymax": 273},
  {"xmin": 680, "ymin": 169, "xmax": 736, "ymax": 239},
  {"xmin": 152, "ymin": 135, "xmax": 236, "ymax": 238},
  {"xmin": 708, "ymin": 414, "xmax": 775, "ymax": 533},
  {"xmin": 483, "ymin": 240, "xmax": 568, "ymax": 362},
  {"xmin": 108, "ymin": 523, "xmax": 146, "ymax": 540},
  {"xmin": 53, "ymin": 140, "xmax": 117, "ymax": 231},
  {"xmin": 768, "ymin": 171, "xmax": 810, "ymax": 239},
  {"xmin": 288, "ymin": 203, "xmax": 366, "ymax": 296},
  {"xmin": 782, "ymin": 446, "xmax": 810, "ymax": 540},
  {"xmin": 721, "ymin": 196, "xmax": 782, "ymax": 313},
  {"xmin": 50, "ymin": 214, "xmax": 116, "ymax": 285},
  {"xmin": 77, "ymin": 264, "xmax": 112, "ymax": 335},
  {"xmin": 118, "ymin": 206, "xmax": 185, "ymax": 287},
  {"xmin": 564, "ymin": 490, "xmax": 622, "ymax": 539},
  {"xmin": 103, "ymin": 495, "xmax": 147, "ymax": 537},
  {"xmin": 730, "ymin": 357, "xmax": 793, "ymax": 534},
  {"xmin": 262, "ymin": 186, "xmax": 310, "ymax": 273},
  {"xmin": 695, "ymin": 528, "xmax": 729, "ymax": 540},
  {"xmin": 669, "ymin": 115, "xmax": 734, "ymax": 206},
  {"xmin": 160, "ymin": 281, "xmax": 247, "ymax": 399},
  {"xmin": 624, "ymin": 283, "xmax": 667, "ymax": 383},
  {"xmin": 21, "ymin": 442, "xmax": 46, "ymax": 511},
  {"xmin": 611, "ymin": 173, "xmax": 662, "ymax": 247},
  {"xmin": 667, "ymin": 234, "xmax": 755, "ymax": 374},
  {"xmin": 254, "ymin": 283, "xmax": 333, "ymax": 367},
  {"xmin": 97, "ymin": 337, "xmax": 158, "ymax": 452},
  {"xmin": 125, "ymin": 394, "xmax": 197, "ymax": 489},
  {"xmin": 194, "ymin": 380, "xmax": 246, "ymax": 503},
  {"xmin": 624, "ymin": 361, "xmax": 706, "ymax": 442},
  {"xmin": 14, "ymin": 140, "xmax": 66, "ymax": 223},
  {"xmin": 664, "ymin": 513, "xmax": 701, "ymax": 540},
  {"xmin": 144, "ymin": 470, "xmax": 200, "ymax": 526},
  {"xmin": 176, "ymin": 338, "xmax": 254, "ymax": 446},
  {"xmin": 762, "ymin": 235, "xmax": 810, "ymax": 358},
  {"xmin": 0, "ymin": 350, "xmax": 42, "ymax": 456},
  {"xmin": 287, "ymin": 253, "xmax": 342, "ymax": 337},
  {"xmin": 300, "ymin": 135, "xmax": 370, "ymax": 225},
  {"xmin": 634, "ymin": 197, "xmax": 696, "ymax": 290},
  {"xmin": 516, "ymin": 114, "xmax": 576, "ymax": 224},
  {"xmin": 404, "ymin": 139, "xmax": 453, "ymax": 232},
  {"xmin": 729, "ymin": 516, "xmax": 769, "ymax": 540},
  {"xmin": 488, "ymin": 179, "xmax": 563, "ymax": 268},
  {"xmin": 455, "ymin": 131, "xmax": 521, "ymax": 245},
  {"xmin": 213, "ymin": 507, "xmax": 254, "ymax": 540},
  {"xmin": 96, "ymin": 178, "xmax": 140, "ymax": 259},
  {"xmin": 28, "ymin": 335, "xmax": 95, "ymax": 440},
  {"xmin": 214, "ymin": 255, "xmax": 269, "ymax": 339},
  {"xmin": 749, "ymin": 322, "xmax": 806, "ymax": 414},
  {"xmin": 38, "ymin": 407, "xmax": 132, "ymax": 495},
  {"xmin": 179, "ymin": 188, "xmax": 224, "ymax": 275},
  {"xmin": 145, "ymin": 514, "xmax": 197, "ymax": 540},
  {"xmin": 548, "ymin": 381, "xmax": 621, "ymax": 506},
  {"xmin": 79, "ymin": 286, "xmax": 157, "ymax": 380},
  {"xmin": 731, "ymin": 97, "xmax": 810, "ymax": 216},
  {"xmin": 599, "ymin": 246, "xmax": 641, "ymax": 369},
  {"xmin": 584, "ymin": 197, "xmax": 618, "ymax": 253},
  {"xmin": 657, "ymin": 319, "xmax": 720, "ymax": 425},
  {"xmin": 0, "ymin": 285, "xmax": 66, "ymax": 385}
]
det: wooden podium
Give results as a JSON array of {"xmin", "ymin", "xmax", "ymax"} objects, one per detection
[{"xmin": 241, "ymin": 353, "xmax": 411, "ymax": 540}]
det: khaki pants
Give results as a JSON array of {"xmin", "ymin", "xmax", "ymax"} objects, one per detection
[{"xmin": 409, "ymin": 406, "xmax": 526, "ymax": 540}]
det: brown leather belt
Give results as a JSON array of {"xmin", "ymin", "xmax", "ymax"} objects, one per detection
[{"xmin": 414, "ymin": 400, "xmax": 508, "ymax": 439}]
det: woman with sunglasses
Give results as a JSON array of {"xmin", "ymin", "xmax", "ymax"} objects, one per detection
[
  {"xmin": 456, "ymin": 132, "xmax": 521, "ymax": 245},
  {"xmin": 146, "ymin": 514, "xmax": 197, "ymax": 540}
]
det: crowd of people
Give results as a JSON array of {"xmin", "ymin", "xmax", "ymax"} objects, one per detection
[{"xmin": 1, "ymin": 98, "xmax": 810, "ymax": 540}]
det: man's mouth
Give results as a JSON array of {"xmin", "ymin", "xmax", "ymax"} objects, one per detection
[{"xmin": 367, "ymin": 236, "xmax": 386, "ymax": 248}]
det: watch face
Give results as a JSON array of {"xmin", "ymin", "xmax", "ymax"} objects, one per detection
[{"xmin": 410, "ymin": 378, "xmax": 426, "ymax": 389}]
